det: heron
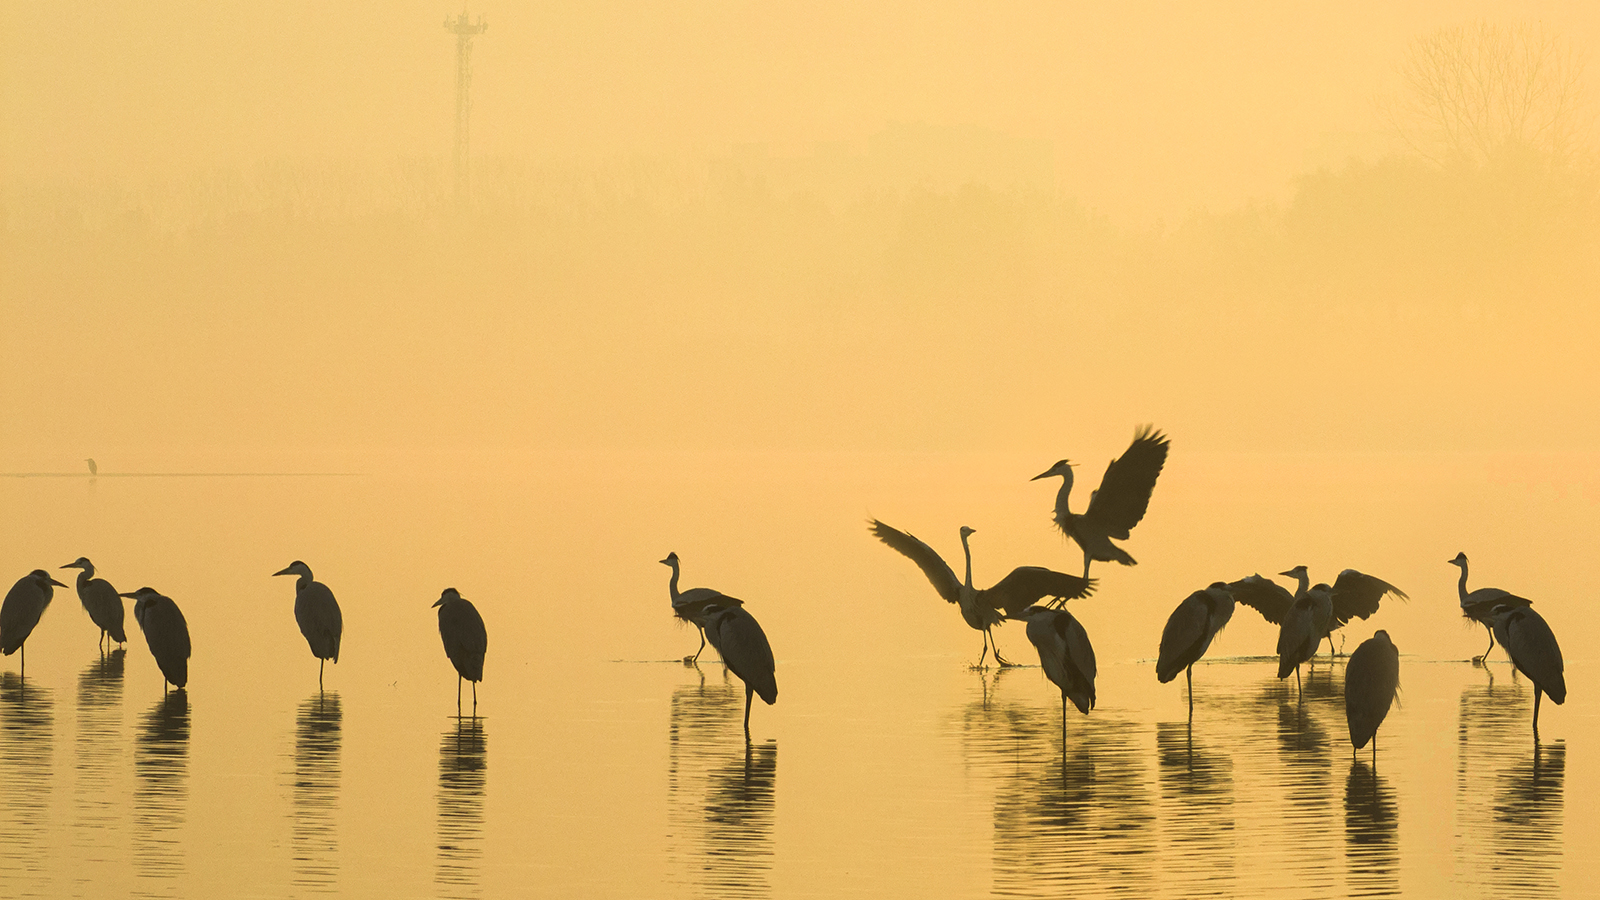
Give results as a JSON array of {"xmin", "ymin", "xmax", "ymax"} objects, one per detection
[
  {"xmin": 1, "ymin": 570, "xmax": 67, "ymax": 674},
  {"xmin": 86, "ymin": 458, "xmax": 97, "ymax": 477},
  {"xmin": 699, "ymin": 602, "xmax": 777, "ymax": 738},
  {"xmin": 660, "ymin": 552, "xmax": 744, "ymax": 664},
  {"xmin": 1018, "ymin": 605, "xmax": 1096, "ymax": 737},
  {"xmin": 61, "ymin": 557, "xmax": 127, "ymax": 650},
  {"xmin": 1156, "ymin": 582, "xmax": 1236, "ymax": 718},
  {"xmin": 274, "ymin": 561, "xmax": 343, "ymax": 689},
  {"xmin": 434, "ymin": 588, "xmax": 487, "ymax": 714},
  {"xmin": 1230, "ymin": 566, "xmax": 1407, "ymax": 659},
  {"xmin": 1345, "ymin": 630, "xmax": 1400, "ymax": 758},
  {"xmin": 869, "ymin": 520, "xmax": 1095, "ymax": 668},
  {"xmin": 122, "ymin": 587, "xmax": 191, "ymax": 690},
  {"xmin": 1447, "ymin": 553, "xmax": 1532, "ymax": 663},
  {"xmin": 1490, "ymin": 604, "xmax": 1565, "ymax": 741},
  {"xmin": 1032, "ymin": 425, "xmax": 1170, "ymax": 580}
]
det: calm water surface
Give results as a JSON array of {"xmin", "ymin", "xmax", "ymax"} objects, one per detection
[{"xmin": 0, "ymin": 452, "xmax": 1593, "ymax": 898}]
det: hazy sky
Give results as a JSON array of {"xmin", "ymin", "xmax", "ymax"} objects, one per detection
[{"xmin": 5, "ymin": 1, "xmax": 1597, "ymax": 218}]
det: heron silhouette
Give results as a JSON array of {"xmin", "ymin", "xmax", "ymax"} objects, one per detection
[
  {"xmin": 274, "ymin": 561, "xmax": 343, "ymax": 689},
  {"xmin": 1231, "ymin": 566, "xmax": 1407, "ymax": 660},
  {"xmin": 1447, "ymin": 553, "xmax": 1532, "ymax": 663},
  {"xmin": 1018, "ymin": 605, "xmax": 1096, "ymax": 738},
  {"xmin": 86, "ymin": 458, "xmax": 97, "ymax": 477},
  {"xmin": 122, "ymin": 587, "xmax": 191, "ymax": 690},
  {"xmin": 869, "ymin": 520, "xmax": 1094, "ymax": 668},
  {"xmin": 434, "ymin": 588, "xmax": 487, "ymax": 714},
  {"xmin": 1032, "ymin": 425, "xmax": 1169, "ymax": 579},
  {"xmin": 660, "ymin": 552, "xmax": 743, "ymax": 664},
  {"xmin": 1344, "ymin": 630, "xmax": 1400, "ymax": 758},
  {"xmin": 61, "ymin": 557, "xmax": 127, "ymax": 650},
  {"xmin": 1490, "ymin": 604, "xmax": 1565, "ymax": 741},
  {"xmin": 699, "ymin": 602, "xmax": 777, "ymax": 739},
  {"xmin": 1156, "ymin": 582, "xmax": 1236, "ymax": 718},
  {"xmin": 1, "ymin": 570, "xmax": 67, "ymax": 675}
]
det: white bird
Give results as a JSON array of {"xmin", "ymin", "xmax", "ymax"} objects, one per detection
[
  {"xmin": 122, "ymin": 586, "xmax": 191, "ymax": 690},
  {"xmin": 61, "ymin": 557, "xmax": 127, "ymax": 649},
  {"xmin": 660, "ymin": 552, "xmax": 744, "ymax": 664},
  {"xmin": 1491, "ymin": 604, "xmax": 1565, "ymax": 741},
  {"xmin": 434, "ymin": 588, "xmax": 487, "ymax": 714},
  {"xmin": 1019, "ymin": 605, "xmax": 1097, "ymax": 734},
  {"xmin": 1032, "ymin": 426, "xmax": 1170, "ymax": 579},
  {"xmin": 1345, "ymin": 630, "xmax": 1400, "ymax": 757},
  {"xmin": 274, "ymin": 561, "xmax": 343, "ymax": 689},
  {"xmin": 1, "ymin": 570, "xmax": 67, "ymax": 674},
  {"xmin": 870, "ymin": 520, "xmax": 1094, "ymax": 668},
  {"xmin": 1156, "ymin": 582, "xmax": 1236, "ymax": 717},
  {"xmin": 700, "ymin": 602, "xmax": 777, "ymax": 738},
  {"xmin": 1447, "ymin": 553, "xmax": 1532, "ymax": 663}
]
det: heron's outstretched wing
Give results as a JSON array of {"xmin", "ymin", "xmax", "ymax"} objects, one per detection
[
  {"xmin": 869, "ymin": 519, "xmax": 961, "ymax": 604},
  {"xmin": 984, "ymin": 567, "xmax": 1094, "ymax": 617},
  {"xmin": 1227, "ymin": 574, "xmax": 1294, "ymax": 625},
  {"xmin": 1330, "ymin": 569, "xmax": 1408, "ymax": 628},
  {"xmin": 1082, "ymin": 426, "xmax": 1169, "ymax": 539}
]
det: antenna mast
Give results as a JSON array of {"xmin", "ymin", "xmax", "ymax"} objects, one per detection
[{"xmin": 445, "ymin": 9, "xmax": 488, "ymax": 210}]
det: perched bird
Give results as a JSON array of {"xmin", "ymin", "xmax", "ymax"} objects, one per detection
[
  {"xmin": 1156, "ymin": 582, "xmax": 1236, "ymax": 717},
  {"xmin": 86, "ymin": 458, "xmax": 98, "ymax": 477},
  {"xmin": 273, "ymin": 561, "xmax": 343, "ymax": 689},
  {"xmin": 1, "ymin": 570, "xmax": 67, "ymax": 673},
  {"xmin": 1033, "ymin": 426, "xmax": 1170, "ymax": 579},
  {"xmin": 434, "ymin": 588, "xmax": 487, "ymax": 713},
  {"xmin": 700, "ymin": 602, "xmax": 777, "ymax": 738},
  {"xmin": 1447, "ymin": 553, "xmax": 1532, "ymax": 663},
  {"xmin": 1019, "ymin": 605, "xmax": 1097, "ymax": 733},
  {"xmin": 1345, "ymin": 630, "xmax": 1400, "ymax": 756},
  {"xmin": 870, "ymin": 520, "xmax": 1094, "ymax": 668},
  {"xmin": 660, "ymin": 552, "xmax": 744, "ymax": 664},
  {"xmin": 1230, "ymin": 566, "xmax": 1408, "ymax": 658},
  {"xmin": 61, "ymin": 557, "xmax": 127, "ymax": 649},
  {"xmin": 122, "ymin": 587, "xmax": 191, "ymax": 690},
  {"xmin": 1491, "ymin": 604, "xmax": 1565, "ymax": 741}
]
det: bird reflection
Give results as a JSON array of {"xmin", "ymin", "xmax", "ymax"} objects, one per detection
[
  {"xmin": 292, "ymin": 692, "xmax": 343, "ymax": 894},
  {"xmin": 0, "ymin": 674, "xmax": 54, "ymax": 891},
  {"xmin": 667, "ymin": 667, "xmax": 778, "ymax": 899},
  {"xmin": 1271, "ymin": 680, "xmax": 1339, "ymax": 898},
  {"xmin": 75, "ymin": 650, "xmax": 126, "ymax": 870},
  {"xmin": 436, "ymin": 716, "xmax": 488, "ymax": 899},
  {"xmin": 1344, "ymin": 760, "xmax": 1398, "ymax": 897},
  {"xmin": 1155, "ymin": 722, "xmax": 1237, "ymax": 897},
  {"xmin": 134, "ymin": 690, "xmax": 190, "ymax": 891}
]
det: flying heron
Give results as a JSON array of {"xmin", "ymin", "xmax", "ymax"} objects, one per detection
[
  {"xmin": 1032, "ymin": 425, "xmax": 1170, "ymax": 580},
  {"xmin": 699, "ymin": 602, "xmax": 777, "ymax": 739},
  {"xmin": 1156, "ymin": 582, "xmax": 1236, "ymax": 718},
  {"xmin": 1344, "ymin": 630, "xmax": 1400, "ymax": 758},
  {"xmin": 1018, "ymin": 605, "xmax": 1097, "ymax": 738},
  {"xmin": 1, "ymin": 570, "xmax": 67, "ymax": 675},
  {"xmin": 434, "ymin": 588, "xmax": 487, "ymax": 714},
  {"xmin": 274, "ymin": 561, "xmax": 343, "ymax": 689},
  {"xmin": 660, "ymin": 552, "xmax": 744, "ymax": 664},
  {"xmin": 61, "ymin": 557, "xmax": 127, "ymax": 649},
  {"xmin": 1491, "ymin": 604, "xmax": 1565, "ymax": 741},
  {"xmin": 869, "ymin": 519, "xmax": 1094, "ymax": 668},
  {"xmin": 122, "ymin": 586, "xmax": 191, "ymax": 690},
  {"xmin": 1447, "ymin": 553, "xmax": 1532, "ymax": 663}
]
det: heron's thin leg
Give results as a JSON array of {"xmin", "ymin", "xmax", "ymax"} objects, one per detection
[
  {"xmin": 1295, "ymin": 666, "xmax": 1302, "ymax": 701},
  {"xmin": 743, "ymin": 684, "xmax": 754, "ymax": 739},
  {"xmin": 1186, "ymin": 665, "xmax": 1194, "ymax": 720},
  {"xmin": 973, "ymin": 637, "xmax": 990, "ymax": 670},
  {"xmin": 456, "ymin": 675, "xmax": 463, "ymax": 714},
  {"xmin": 1325, "ymin": 634, "xmax": 1337, "ymax": 659},
  {"xmin": 1476, "ymin": 626, "xmax": 1495, "ymax": 663},
  {"xmin": 471, "ymin": 680, "xmax": 478, "ymax": 715},
  {"xmin": 692, "ymin": 627, "xmax": 706, "ymax": 664},
  {"xmin": 990, "ymin": 628, "xmax": 1015, "ymax": 667},
  {"xmin": 319, "ymin": 659, "xmax": 325, "ymax": 691},
  {"xmin": 1533, "ymin": 688, "xmax": 1542, "ymax": 743}
]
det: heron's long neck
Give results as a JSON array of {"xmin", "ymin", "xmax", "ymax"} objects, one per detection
[
  {"xmin": 960, "ymin": 533, "xmax": 974, "ymax": 589},
  {"xmin": 298, "ymin": 573, "xmax": 313, "ymax": 593},
  {"xmin": 1456, "ymin": 564, "xmax": 1469, "ymax": 603},
  {"xmin": 667, "ymin": 564, "xmax": 681, "ymax": 602},
  {"xmin": 76, "ymin": 568, "xmax": 93, "ymax": 591},
  {"xmin": 1292, "ymin": 571, "xmax": 1309, "ymax": 598},
  {"xmin": 1056, "ymin": 470, "xmax": 1075, "ymax": 517}
]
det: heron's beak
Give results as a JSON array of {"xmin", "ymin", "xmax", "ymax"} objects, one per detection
[
  {"xmin": 119, "ymin": 591, "xmax": 138, "ymax": 599},
  {"xmin": 1030, "ymin": 462, "xmax": 1074, "ymax": 480},
  {"xmin": 48, "ymin": 577, "xmax": 67, "ymax": 588},
  {"xmin": 272, "ymin": 565, "xmax": 295, "ymax": 577},
  {"xmin": 59, "ymin": 562, "xmax": 80, "ymax": 570},
  {"xmin": 658, "ymin": 557, "xmax": 671, "ymax": 566},
  {"xmin": 432, "ymin": 597, "xmax": 446, "ymax": 608}
]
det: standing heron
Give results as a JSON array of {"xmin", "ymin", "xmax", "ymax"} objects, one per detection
[
  {"xmin": 1156, "ymin": 582, "xmax": 1236, "ymax": 718},
  {"xmin": 1447, "ymin": 553, "xmax": 1532, "ymax": 663},
  {"xmin": 700, "ymin": 602, "xmax": 777, "ymax": 739},
  {"xmin": 61, "ymin": 557, "xmax": 127, "ymax": 650},
  {"xmin": 122, "ymin": 587, "xmax": 191, "ymax": 690},
  {"xmin": 1, "ymin": 570, "xmax": 67, "ymax": 674},
  {"xmin": 1230, "ymin": 566, "xmax": 1407, "ymax": 659},
  {"xmin": 434, "ymin": 588, "xmax": 487, "ymax": 714},
  {"xmin": 1345, "ymin": 630, "xmax": 1400, "ymax": 758},
  {"xmin": 1032, "ymin": 425, "xmax": 1170, "ymax": 580},
  {"xmin": 1491, "ymin": 604, "xmax": 1565, "ymax": 741},
  {"xmin": 1276, "ymin": 582, "xmax": 1333, "ymax": 698},
  {"xmin": 274, "ymin": 561, "xmax": 343, "ymax": 689},
  {"xmin": 1019, "ymin": 605, "xmax": 1097, "ymax": 737},
  {"xmin": 660, "ymin": 552, "xmax": 743, "ymax": 664},
  {"xmin": 869, "ymin": 520, "xmax": 1095, "ymax": 668}
]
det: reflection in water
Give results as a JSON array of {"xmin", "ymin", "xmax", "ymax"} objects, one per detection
[
  {"xmin": 291, "ymin": 693, "xmax": 343, "ymax": 893},
  {"xmin": 437, "ymin": 716, "xmax": 488, "ymax": 899},
  {"xmin": 74, "ymin": 650, "xmax": 127, "ymax": 894},
  {"xmin": 1344, "ymin": 761, "xmax": 1399, "ymax": 898},
  {"xmin": 1155, "ymin": 722, "xmax": 1236, "ymax": 897},
  {"xmin": 135, "ymin": 690, "xmax": 191, "ymax": 894},
  {"xmin": 667, "ymin": 666, "xmax": 778, "ymax": 899},
  {"xmin": 1455, "ymin": 673, "xmax": 1566, "ymax": 899},
  {"xmin": 0, "ymin": 674, "xmax": 55, "ymax": 893},
  {"xmin": 1273, "ymin": 678, "xmax": 1337, "ymax": 899}
]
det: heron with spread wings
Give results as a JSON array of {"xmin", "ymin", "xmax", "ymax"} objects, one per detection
[
  {"xmin": 870, "ymin": 520, "xmax": 1095, "ymax": 668},
  {"xmin": 1033, "ymin": 426, "xmax": 1170, "ymax": 580},
  {"xmin": 1230, "ymin": 566, "xmax": 1408, "ymax": 659}
]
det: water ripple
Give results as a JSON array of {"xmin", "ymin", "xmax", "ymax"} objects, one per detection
[
  {"xmin": 436, "ymin": 716, "xmax": 488, "ymax": 899},
  {"xmin": 0, "ymin": 674, "xmax": 55, "ymax": 895},
  {"xmin": 133, "ymin": 690, "xmax": 190, "ymax": 898},
  {"xmin": 290, "ymin": 692, "xmax": 343, "ymax": 894}
]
